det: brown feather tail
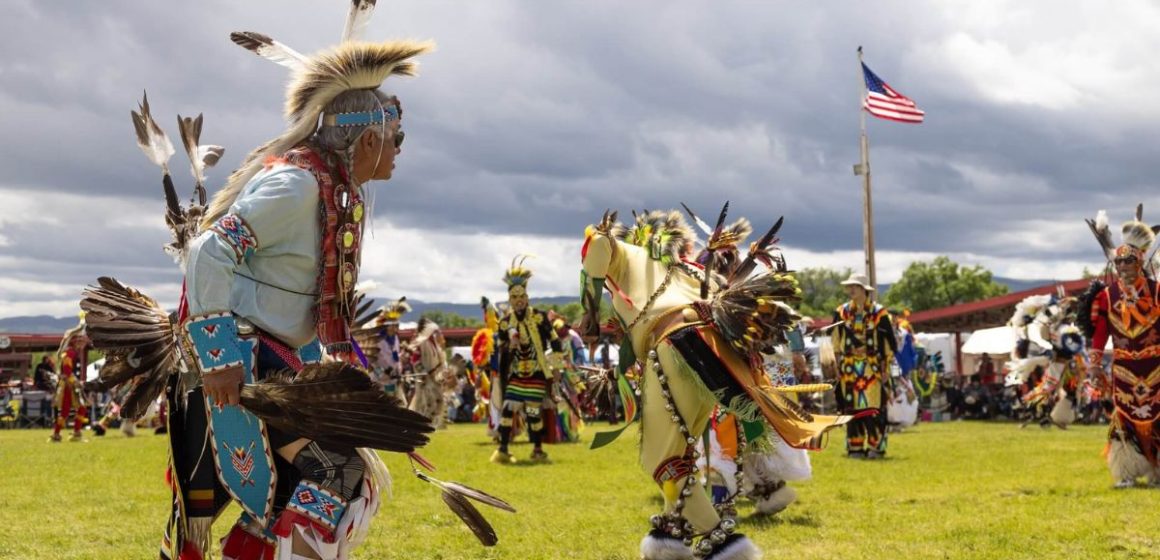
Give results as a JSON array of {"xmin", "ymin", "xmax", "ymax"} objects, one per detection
[{"xmin": 239, "ymin": 363, "xmax": 433, "ymax": 452}]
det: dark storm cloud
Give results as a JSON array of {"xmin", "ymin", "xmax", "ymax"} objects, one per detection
[{"xmin": 1, "ymin": 0, "xmax": 1157, "ymax": 314}]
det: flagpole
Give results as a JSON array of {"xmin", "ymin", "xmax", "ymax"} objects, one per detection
[{"xmin": 855, "ymin": 46, "xmax": 878, "ymax": 295}]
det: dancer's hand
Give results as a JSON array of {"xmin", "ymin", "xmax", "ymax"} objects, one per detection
[{"xmin": 204, "ymin": 365, "xmax": 244, "ymax": 407}]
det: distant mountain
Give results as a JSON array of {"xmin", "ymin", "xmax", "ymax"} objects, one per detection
[
  {"xmin": 0, "ymin": 315, "xmax": 80, "ymax": 334},
  {"xmin": 0, "ymin": 278, "xmax": 1071, "ymax": 333},
  {"xmin": 401, "ymin": 295, "xmax": 580, "ymax": 323},
  {"xmin": 0, "ymin": 296, "xmax": 584, "ymax": 334}
]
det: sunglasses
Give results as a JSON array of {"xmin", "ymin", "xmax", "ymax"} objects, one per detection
[
  {"xmin": 393, "ymin": 129, "xmax": 405, "ymax": 148},
  {"xmin": 1114, "ymin": 256, "xmax": 1138, "ymax": 265}
]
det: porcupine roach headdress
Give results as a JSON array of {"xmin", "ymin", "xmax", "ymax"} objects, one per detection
[
  {"xmin": 503, "ymin": 255, "xmax": 535, "ymax": 295},
  {"xmin": 203, "ymin": 18, "xmax": 432, "ymax": 229}
]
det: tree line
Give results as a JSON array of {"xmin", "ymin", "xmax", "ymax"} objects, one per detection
[{"xmin": 418, "ymin": 256, "xmax": 1011, "ymax": 327}]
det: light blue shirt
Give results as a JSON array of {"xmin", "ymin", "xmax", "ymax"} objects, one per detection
[{"xmin": 185, "ymin": 164, "xmax": 323, "ymax": 347}]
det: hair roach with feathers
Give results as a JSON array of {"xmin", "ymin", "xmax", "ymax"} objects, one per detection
[{"xmin": 203, "ymin": 39, "xmax": 432, "ymax": 230}]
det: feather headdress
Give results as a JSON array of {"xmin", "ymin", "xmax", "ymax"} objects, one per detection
[
  {"xmin": 503, "ymin": 255, "xmax": 534, "ymax": 292},
  {"xmin": 1087, "ymin": 204, "xmax": 1160, "ymax": 275},
  {"xmin": 376, "ymin": 296, "xmax": 412, "ymax": 326},
  {"xmin": 411, "ymin": 317, "xmax": 441, "ymax": 347},
  {"xmin": 204, "ymin": 36, "xmax": 432, "ymax": 229}
]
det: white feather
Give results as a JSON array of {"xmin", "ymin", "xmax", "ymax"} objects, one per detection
[
  {"xmin": 230, "ymin": 31, "xmax": 308, "ymax": 71},
  {"xmin": 198, "ymin": 145, "xmax": 224, "ymax": 169},
  {"xmin": 131, "ymin": 94, "xmax": 175, "ymax": 173},
  {"xmin": 145, "ymin": 127, "xmax": 175, "ymax": 172},
  {"xmin": 342, "ymin": 0, "xmax": 378, "ymax": 43},
  {"xmin": 255, "ymin": 40, "xmax": 308, "ymax": 70},
  {"xmin": 354, "ymin": 279, "xmax": 380, "ymax": 293},
  {"xmin": 1096, "ymin": 210, "xmax": 1108, "ymax": 233}
]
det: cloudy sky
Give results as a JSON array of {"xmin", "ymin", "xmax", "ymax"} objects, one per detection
[{"xmin": 1, "ymin": 0, "xmax": 1157, "ymax": 317}]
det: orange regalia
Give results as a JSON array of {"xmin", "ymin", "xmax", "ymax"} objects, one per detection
[
  {"xmin": 1083, "ymin": 206, "xmax": 1160, "ymax": 487},
  {"xmin": 1088, "ymin": 275, "xmax": 1160, "ymax": 483}
]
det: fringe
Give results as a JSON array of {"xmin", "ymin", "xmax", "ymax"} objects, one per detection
[{"xmin": 187, "ymin": 516, "xmax": 213, "ymax": 560}]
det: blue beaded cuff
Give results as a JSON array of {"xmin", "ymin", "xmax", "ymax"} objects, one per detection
[
  {"xmin": 184, "ymin": 312, "xmax": 245, "ymax": 374},
  {"xmin": 287, "ymin": 481, "xmax": 348, "ymax": 533}
]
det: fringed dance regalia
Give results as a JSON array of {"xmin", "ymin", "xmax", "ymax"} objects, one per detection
[
  {"xmin": 581, "ymin": 207, "xmax": 852, "ymax": 560},
  {"xmin": 363, "ymin": 297, "xmax": 411, "ymax": 406},
  {"xmin": 1083, "ymin": 207, "xmax": 1160, "ymax": 487},
  {"xmin": 492, "ymin": 257, "xmax": 563, "ymax": 464},
  {"xmin": 472, "ymin": 298, "xmax": 504, "ymax": 439},
  {"xmin": 1005, "ymin": 291, "xmax": 1086, "ymax": 429},
  {"xmin": 77, "ymin": 5, "xmax": 516, "ymax": 558},
  {"xmin": 831, "ymin": 282, "xmax": 898, "ymax": 457},
  {"xmin": 888, "ymin": 314, "xmax": 920, "ymax": 429},
  {"xmin": 51, "ymin": 323, "xmax": 90, "ymax": 443},
  {"xmin": 542, "ymin": 319, "xmax": 586, "ymax": 444},
  {"xmin": 407, "ymin": 318, "xmax": 450, "ymax": 429}
]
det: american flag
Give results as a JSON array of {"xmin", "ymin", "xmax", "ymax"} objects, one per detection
[{"xmin": 861, "ymin": 62, "xmax": 924, "ymax": 124}]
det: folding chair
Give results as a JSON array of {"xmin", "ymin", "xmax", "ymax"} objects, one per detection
[{"xmin": 18, "ymin": 391, "xmax": 52, "ymax": 429}]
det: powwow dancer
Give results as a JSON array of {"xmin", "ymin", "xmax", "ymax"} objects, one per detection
[
  {"xmin": 372, "ymin": 297, "xmax": 411, "ymax": 405},
  {"xmin": 888, "ymin": 312, "xmax": 920, "ymax": 430},
  {"xmin": 407, "ymin": 318, "xmax": 450, "ymax": 428},
  {"xmin": 492, "ymin": 257, "xmax": 563, "ymax": 464},
  {"xmin": 1005, "ymin": 289, "xmax": 1086, "ymax": 429},
  {"xmin": 1082, "ymin": 206, "xmax": 1160, "ymax": 488},
  {"xmin": 580, "ymin": 209, "xmax": 853, "ymax": 560},
  {"xmin": 51, "ymin": 321, "xmax": 90, "ymax": 443},
  {"xmin": 78, "ymin": 4, "xmax": 514, "ymax": 558},
  {"xmin": 471, "ymin": 297, "xmax": 504, "ymax": 439},
  {"xmin": 829, "ymin": 272, "xmax": 898, "ymax": 459}
]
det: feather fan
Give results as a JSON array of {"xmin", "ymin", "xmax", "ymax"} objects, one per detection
[
  {"xmin": 80, "ymin": 276, "xmax": 178, "ymax": 420},
  {"xmin": 239, "ymin": 363, "xmax": 434, "ymax": 452}
]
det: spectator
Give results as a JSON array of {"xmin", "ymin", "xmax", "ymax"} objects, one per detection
[
  {"xmin": 975, "ymin": 354, "xmax": 997, "ymax": 386},
  {"xmin": 453, "ymin": 375, "xmax": 477, "ymax": 423},
  {"xmin": 33, "ymin": 356, "xmax": 55, "ymax": 392}
]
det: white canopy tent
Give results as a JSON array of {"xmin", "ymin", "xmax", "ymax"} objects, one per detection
[{"xmin": 961, "ymin": 326, "xmax": 1016, "ymax": 356}]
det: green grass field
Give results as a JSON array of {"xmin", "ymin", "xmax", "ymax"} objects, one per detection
[{"xmin": 1, "ymin": 421, "xmax": 1158, "ymax": 559}]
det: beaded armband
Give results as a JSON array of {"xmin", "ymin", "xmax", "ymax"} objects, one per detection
[
  {"xmin": 286, "ymin": 481, "xmax": 348, "ymax": 536},
  {"xmin": 209, "ymin": 214, "xmax": 259, "ymax": 264},
  {"xmin": 184, "ymin": 312, "xmax": 246, "ymax": 375}
]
